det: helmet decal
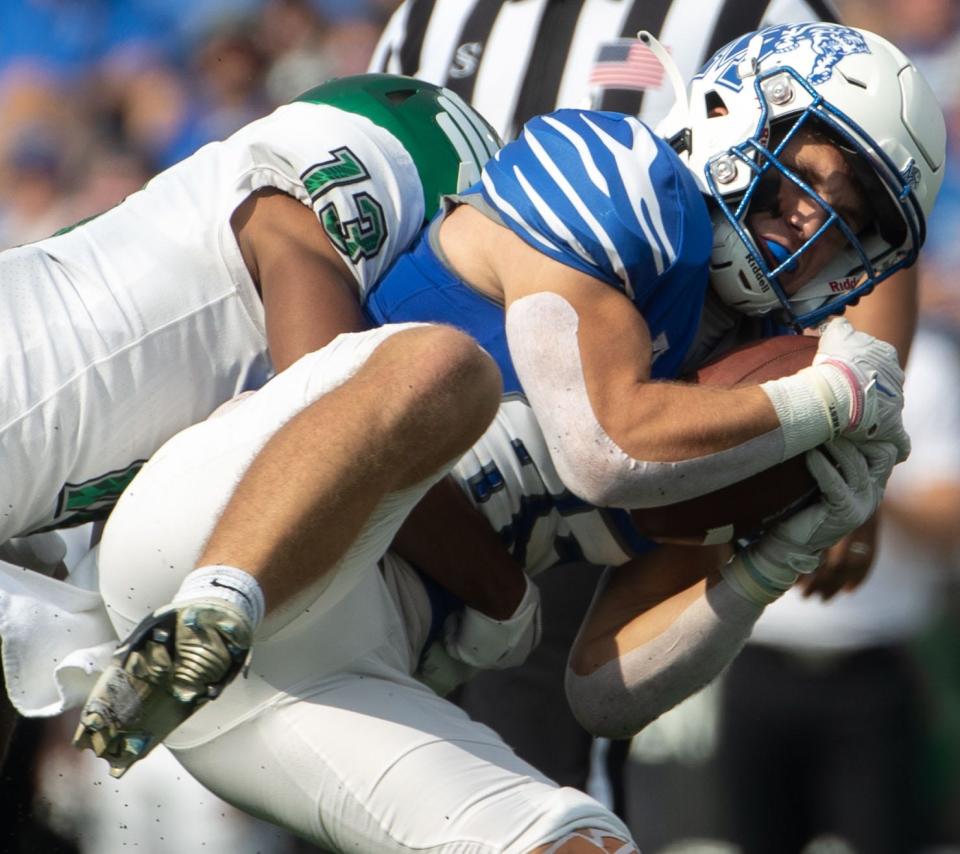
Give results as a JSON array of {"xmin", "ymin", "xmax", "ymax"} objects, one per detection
[
  {"xmin": 435, "ymin": 90, "xmax": 500, "ymax": 191},
  {"xmin": 701, "ymin": 24, "xmax": 870, "ymax": 94},
  {"xmin": 774, "ymin": 24, "xmax": 870, "ymax": 85},
  {"xmin": 901, "ymin": 159, "xmax": 921, "ymax": 191}
]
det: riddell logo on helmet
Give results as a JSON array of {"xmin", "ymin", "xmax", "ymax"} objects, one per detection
[
  {"xmin": 746, "ymin": 253, "xmax": 771, "ymax": 292},
  {"xmin": 829, "ymin": 276, "xmax": 858, "ymax": 293}
]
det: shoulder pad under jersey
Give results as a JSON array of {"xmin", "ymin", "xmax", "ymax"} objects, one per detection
[{"xmin": 474, "ymin": 109, "xmax": 707, "ymax": 303}]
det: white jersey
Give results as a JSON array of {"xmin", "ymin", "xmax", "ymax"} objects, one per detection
[
  {"xmin": 0, "ymin": 101, "xmax": 426, "ymax": 541},
  {"xmin": 452, "ymin": 397, "xmax": 651, "ymax": 575}
]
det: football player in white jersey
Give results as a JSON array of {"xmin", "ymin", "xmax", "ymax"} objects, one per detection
[
  {"xmin": 0, "ymin": 73, "xmax": 500, "ymax": 547},
  {"xmin": 0, "ymin": 72, "xmax": 509, "ymax": 767},
  {"xmin": 68, "ymin": 23, "xmax": 945, "ymax": 853}
]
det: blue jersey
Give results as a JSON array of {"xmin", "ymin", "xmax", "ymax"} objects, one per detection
[
  {"xmin": 366, "ymin": 109, "xmax": 713, "ymax": 569},
  {"xmin": 475, "ymin": 109, "xmax": 711, "ymax": 380},
  {"xmin": 368, "ymin": 110, "xmax": 711, "ymax": 388}
]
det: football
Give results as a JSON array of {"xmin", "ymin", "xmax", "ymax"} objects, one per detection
[{"xmin": 630, "ymin": 334, "xmax": 820, "ymax": 545}]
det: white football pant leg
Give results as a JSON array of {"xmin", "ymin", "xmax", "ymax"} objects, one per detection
[
  {"xmin": 95, "ymin": 321, "xmax": 633, "ymax": 850},
  {"xmin": 171, "ymin": 554, "xmax": 632, "ymax": 852},
  {"xmin": 99, "ymin": 323, "xmax": 441, "ymax": 640}
]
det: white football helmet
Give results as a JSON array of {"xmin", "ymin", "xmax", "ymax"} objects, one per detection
[{"xmin": 661, "ymin": 23, "xmax": 946, "ymax": 327}]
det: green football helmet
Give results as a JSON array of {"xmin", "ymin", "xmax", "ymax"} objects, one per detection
[{"xmin": 297, "ymin": 73, "xmax": 502, "ymax": 221}]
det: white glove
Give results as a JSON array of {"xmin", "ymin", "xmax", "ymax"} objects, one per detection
[
  {"xmin": 761, "ymin": 318, "xmax": 908, "ymax": 462},
  {"xmin": 416, "ymin": 639, "xmax": 479, "ymax": 697},
  {"xmin": 813, "ymin": 317, "xmax": 909, "ymax": 459},
  {"xmin": 722, "ymin": 438, "xmax": 896, "ymax": 605},
  {"xmin": 442, "ymin": 576, "xmax": 542, "ymax": 670}
]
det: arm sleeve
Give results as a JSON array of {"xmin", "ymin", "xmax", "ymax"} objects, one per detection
[
  {"xmin": 565, "ymin": 573, "xmax": 763, "ymax": 738},
  {"xmin": 505, "ymin": 292, "xmax": 787, "ymax": 509}
]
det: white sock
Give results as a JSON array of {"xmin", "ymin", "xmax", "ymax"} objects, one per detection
[{"xmin": 172, "ymin": 565, "xmax": 266, "ymax": 630}]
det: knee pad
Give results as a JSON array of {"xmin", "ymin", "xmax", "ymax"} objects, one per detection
[{"xmin": 541, "ymin": 828, "xmax": 637, "ymax": 853}]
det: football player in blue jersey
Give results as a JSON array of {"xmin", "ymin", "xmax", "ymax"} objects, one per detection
[
  {"xmin": 362, "ymin": 20, "xmax": 943, "ymax": 608},
  {"xmin": 367, "ymin": 23, "xmax": 942, "ymax": 516},
  {"xmin": 361, "ymin": 24, "xmax": 946, "ymax": 730},
  {"xmin": 70, "ymin": 23, "xmax": 946, "ymax": 853}
]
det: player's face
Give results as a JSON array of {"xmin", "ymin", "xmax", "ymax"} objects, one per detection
[{"xmin": 747, "ymin": 133, "xmax": 869, "ymax": 296}]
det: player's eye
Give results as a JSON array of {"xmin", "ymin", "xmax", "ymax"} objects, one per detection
[{"xmin": 750, "ymin": 171, "xmax": 781, "ymax": 217}]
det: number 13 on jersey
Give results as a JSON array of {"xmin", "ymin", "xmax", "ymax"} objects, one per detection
[{"xmin": 303, "ymin": 147, "xmax": 388, "ymax": 262}]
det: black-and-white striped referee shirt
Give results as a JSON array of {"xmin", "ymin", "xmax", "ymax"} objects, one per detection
[{"xmin": 369, "ymin": 0, "xmax": 840, "ymax": 140}]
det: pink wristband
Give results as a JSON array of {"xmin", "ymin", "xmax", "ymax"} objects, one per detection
[{"xmin": 820, "ymin": 357, "xmax": 864, "ymax": 429}]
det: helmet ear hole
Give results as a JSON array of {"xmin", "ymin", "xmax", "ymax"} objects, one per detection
[
  {"xmin": 838, "ymin": 71, "xmax": 868, "ymax": 90},
  {"xmin": 705, "ymin": 90, "xmax": 728, "ymax": 118},
  {"xmin": 385, "ymin": 89, "xmax": 417, "ymax": 104}
]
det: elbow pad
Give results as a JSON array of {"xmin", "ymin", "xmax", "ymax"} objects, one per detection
[
  {"xmin": 0, "ymin": 532, "xmax": 69, "ymax": 575},
  {"xmin": 565, "ymin": 580, "xmax": 762, "ymax": 739},
  {"xmin": 506, "ymin": 293, "xmax": 787, "ymax": 508}
]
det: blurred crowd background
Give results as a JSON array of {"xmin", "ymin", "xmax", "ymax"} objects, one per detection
[
  {"xmin": 0, "ymin": 0, "xmax": 396, "ymax": 248},
  {"xmin": 0, "ymin": 1, "xmax": 958, "ymax": 852}
]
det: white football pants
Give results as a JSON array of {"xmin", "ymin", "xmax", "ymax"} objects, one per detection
[{"xmin": 97, "ymin": 325, "xmax": 631, "ymax": 852}]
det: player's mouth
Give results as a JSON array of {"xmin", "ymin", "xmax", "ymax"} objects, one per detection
[
  {"xmin": 754, "ymin": 235, "xmax": 801, "ymax": 289},
  {"xmin": 760, "ymin": 237, "xmax": 798, "ymax": 273}
]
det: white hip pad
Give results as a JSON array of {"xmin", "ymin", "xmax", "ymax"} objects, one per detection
[{"xmin": 505, "ymin": 292, "xmax": 785, "ymax": 508}]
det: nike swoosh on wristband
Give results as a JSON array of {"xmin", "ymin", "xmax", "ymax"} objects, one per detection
[{"xmin": 210, "ymin": 578, "xmax": 253, "ymax": 605}]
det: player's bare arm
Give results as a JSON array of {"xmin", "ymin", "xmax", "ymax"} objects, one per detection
[
  {"xmin": 845, "ymin": 266, "xmax": 917, "ymax": 367},
  {"xmin": 566, "ymin": 437, "xmax": 895, "ymax": 738},
  {"xmin": 392, "ymin": 476, "xmax": 527, "ymax": 619},
  {"xmin": 442, "ymin": 203, "xmax": 780, "ymax": 463},
  {"xmin": 566, "ymin": 543, "xmax": 750, "ymax": 738},
  {"xmin": 232, "ymin": 187, "xmax": 368, "ymax": 372},
  {"xmin": 441, "ymin": 203, "xmax": 899, "ymax": 514},
  {"xmin": 569, "ymin": 544, "xmax": 728, "ymax": 675}
]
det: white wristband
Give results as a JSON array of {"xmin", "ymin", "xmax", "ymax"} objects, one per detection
[
  {"xmin": 760, "ymin": 362, "xmax": 856, "ymax": 459},
  {"xmin": 173, "ymin": 565, "xmax": 266, "ymax": 631}
]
